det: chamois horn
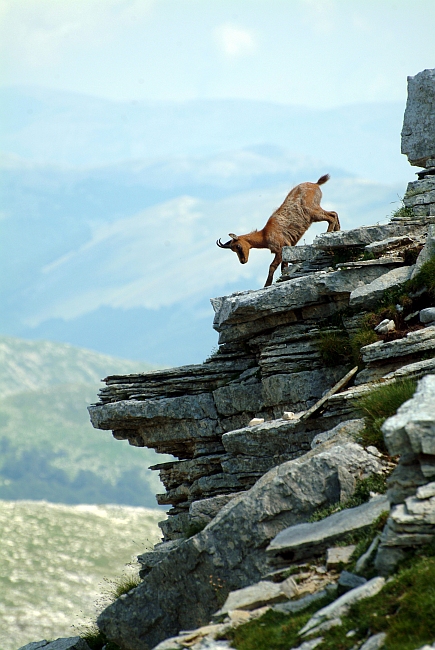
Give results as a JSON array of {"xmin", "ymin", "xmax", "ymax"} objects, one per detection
[{"xmin": 216, "ymin": 238, "xmax": 232, "ymax": 248}]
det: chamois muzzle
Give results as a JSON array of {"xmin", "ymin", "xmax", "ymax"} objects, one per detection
[{"xmin": 216, "ymin": 238, "xmax": 232, "ymax": 249}]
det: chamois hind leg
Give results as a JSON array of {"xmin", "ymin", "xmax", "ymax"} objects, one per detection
[
  {"xmin": 265, "ymin": 251, "xmax": 281, "ymax": 287},
  {"xmin": 311, "ymin": 208, "xmax": 340, "ymax": 232},
  {"xmin": 325, "ymin": 210, "xmax": 340, "ymax": 232}
]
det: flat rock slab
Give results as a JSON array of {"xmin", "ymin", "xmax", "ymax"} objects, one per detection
[
  {"xmin": 18, "ymin": 640, "xmax": 90, "ymax": 650},
  {"xmin": 216, "ymin": 577, "xmax": 297, "ymax": 615},
  {"xmin": 361, "ymin": 325, "xmax": 435, "ymax": 364},
  {"xmin": 89, "ymin": 393, "xmax": 218, "ymax": 429},
  {"xmin": 326, "ymin": 545, "xmax": 356, "ymax": 568},
  {"xmin": 313, "ymin": 223, "xmax": 416, "ymax": 249},
  {"xmin": 212, "ymin": 266, "xmax": 391, "ymax": 331},
  {"xmin": 382, "ymin": 374, "xmax": 435, "ymax": 456},
  {"xmin": 267, "ymin": 495, "xmax": 389, "ymax": 561}
]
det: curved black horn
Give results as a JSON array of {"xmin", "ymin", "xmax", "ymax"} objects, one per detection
[{"xmin": 216, "ymin": 238, "xmax": 232, "ymax": 249}]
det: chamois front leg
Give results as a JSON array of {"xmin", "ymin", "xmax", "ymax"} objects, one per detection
[{"xmin": 265, "ymin": 251, "xmax": 282, "ymax": 287}]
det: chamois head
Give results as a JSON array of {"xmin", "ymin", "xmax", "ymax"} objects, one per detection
[{"xmin": 216, "ymin": 233, "xmax": 251, "ymax": 264}]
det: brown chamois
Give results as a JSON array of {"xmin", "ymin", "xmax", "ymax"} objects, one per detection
[{"xmin": 216, "ymin": 174, "xmax": 340, "ymax": 287}]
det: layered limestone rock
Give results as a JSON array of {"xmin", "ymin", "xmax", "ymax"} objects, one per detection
[
  {"xmin": 88, "ymin": 211, "xmax": 435, "ymax": 542},
  {"xmin": 401, "ymin": 68, "xmax": 435, "ymax": 168},
  {"xmin": 375, "ymin": 374, "xmax": 435, "ymax": 574}
]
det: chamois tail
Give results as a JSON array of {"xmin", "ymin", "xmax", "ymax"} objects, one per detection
[{"xmin": 316, "ymin": 174, "xmax": 330, "ymax": 185}]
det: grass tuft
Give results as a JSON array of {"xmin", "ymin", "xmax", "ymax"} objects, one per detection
[
  {"xmin": 356, "ymin": 379, "xmax": 417, "ymax": 452},
  {"xmin": 316, "ymin": 330, "xmax": 352, "ymax": 367},
  {"xmin": 390, "ymin": 203, "xmax": 414, "ymax": 220},
  {"xmin": 349, "ymin": 329, "xmax": 378, "ymax": 365},
  {"xmin": 81, "ymin": 625, "xmax": 121, "ymax": 650},
  {"xmin": 110, "ymin": 573, "xmax": 141, "ymax": 600},
  {"xmin": 407, "ymin": 254, "xmax": 435, "ymax": 300}
]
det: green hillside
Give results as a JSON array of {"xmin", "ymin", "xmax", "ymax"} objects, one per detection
[
  {"xmin": 0, "ymin": 499, "xmax": 162, "ymax": 650},
  {"xmin": 0, "ymin": 335, "xmax": 169, "ymax": 506}
]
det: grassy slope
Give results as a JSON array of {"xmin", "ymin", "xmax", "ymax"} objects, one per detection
[
  {"xmin": 0, "ymin": 500, "xmax": 162, "ymax": 650},
  {"xmin": 0, "ymin": 335, "xmax": 170, "ymax": 506}
]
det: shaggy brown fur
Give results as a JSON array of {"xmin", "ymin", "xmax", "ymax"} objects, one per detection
[{"xmin": 217, "ymin": 174, "xmax": 339, "ymax": 287}]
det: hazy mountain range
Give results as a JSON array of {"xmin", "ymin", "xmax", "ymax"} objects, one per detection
[
  {"xmin": 0, "ymin": 335, "xmax": 167, "ymax": 506},
  {"xmin": 0, "ymin": 86, "xmax": 413, "ymax": 366}
]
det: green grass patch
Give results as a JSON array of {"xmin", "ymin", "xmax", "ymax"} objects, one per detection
[
  {"xmin": 223, "ymin": 596, "xmax": 332, "ymax": 650},
  {"xmin": 316, "ymin": 330, "xmax": 352, "ymax": 367},
  {"xmin": 349, "ymin": 328, "xmax": 379, "ymax": 365},
  {"xmin": 380, "ymin": 255, "xmax": 435, "ymax": 315},
  {"xmin": 225, "ymin": 552, "xmax": 435, "ymax": 650},
  {"xmin": 407, "ymin": 254, "xmax": 435, "ymax": 300},
  {"xmin": 320, "ymin": 553, "xmax": 435, "ymax": 650},
  {"xmin": 357, "ymin": 379, "xmax": 417, "ymax": 453}
]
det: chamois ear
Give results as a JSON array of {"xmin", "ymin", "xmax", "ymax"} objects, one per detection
[{"xmin": 228, "ymin": 233, "xmax": 238, "ymax": 240}]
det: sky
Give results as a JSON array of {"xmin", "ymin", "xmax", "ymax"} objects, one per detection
[{"xmin": 1, "ymin": 0, "xmax": 435, "ymax": 109}]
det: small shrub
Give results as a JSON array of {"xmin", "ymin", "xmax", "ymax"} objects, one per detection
[
  {"xmin": 316, "ymin": 330, "xmax": 352, "ymax": 367},
  {"xmin": 349, "ymin": 329, "xmax": 378, "ymax": 365},
  {"xmin": 357, "ymin": 379, "xmax": 417, "ymax": 452},
  {"xmin": 390, "ymin": 202, "xmax": 414, "ymax": 220},
  {"xmin": 205, "ymin": 345, "xmax": 220, "ymax": 362}
]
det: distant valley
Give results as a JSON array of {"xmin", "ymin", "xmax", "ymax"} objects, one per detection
[
  {"xmin": 0, "ymin": 86, "xmax": 411, "ymax": 366},
  {"xmin": 0, "ymin": 335, "xmax": 168, "ymax": 506}
]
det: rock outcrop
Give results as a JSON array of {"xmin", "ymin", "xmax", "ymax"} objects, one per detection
[
  {"xmin": 375, "ymin": 374, "xmax": 435, "ymax": 574},
  {"xmin": 402, "ymin": 68, "xmax": 435, "ymax": 168},
  {"xmin": 84, "ymin": 68, "xmax": 435, "ymax": 650},
  {"xmin": 97, "ymin": 441, "xmax": 385, "ymax": 650}
]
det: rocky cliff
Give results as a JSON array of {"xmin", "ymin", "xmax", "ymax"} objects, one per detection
[{"xmin": 81, "ymin": 68, "xmax": 435, "ymax": 650}]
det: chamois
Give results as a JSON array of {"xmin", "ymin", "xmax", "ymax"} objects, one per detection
[{"xmin": 217, "ymin": 174, "xmax": 339, "ymax": 287}]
